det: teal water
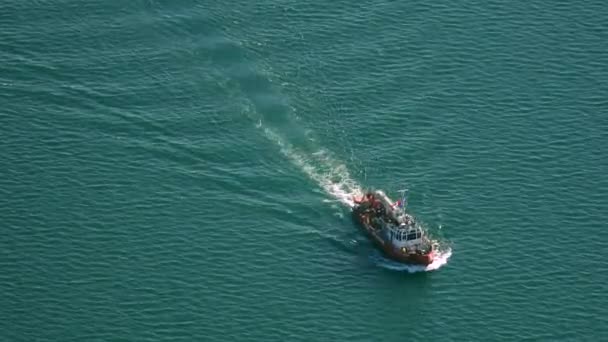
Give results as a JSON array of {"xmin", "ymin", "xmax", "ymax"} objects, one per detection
[{"xmin": 2, "ymin": 0, "xmax": 607, "ymax": 340}]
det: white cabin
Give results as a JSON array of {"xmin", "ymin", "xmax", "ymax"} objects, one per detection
[{"xmin": 386, "ymin": 224, "xmax": 425, "ymax": 249}]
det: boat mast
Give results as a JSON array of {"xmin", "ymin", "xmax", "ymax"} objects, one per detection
[{"xmin": 397, "ymin": 188, "xmax": 408, "ymax": 212}]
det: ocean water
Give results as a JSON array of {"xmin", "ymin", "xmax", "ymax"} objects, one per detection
[{"xmin": 1, "ymin": 0, "xmax": 607, "ymax": 341}]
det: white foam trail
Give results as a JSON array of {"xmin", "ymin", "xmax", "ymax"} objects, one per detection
[{"xmin": 262, "ymin": 127, "xmax": 363, "ymax": 207}]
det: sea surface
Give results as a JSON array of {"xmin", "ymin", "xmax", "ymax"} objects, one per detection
[{"xmin": 1, "ymin": 0, "xmax": 607, "ymax": 341}]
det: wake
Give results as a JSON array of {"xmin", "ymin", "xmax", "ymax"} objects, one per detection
[
  {"xmin": 260, "ymin": 124, "xmax": 451, "ymax": 272},
  {"xmin": 262, "ymin": 126, "xmax": 363, "ymax": 208}
]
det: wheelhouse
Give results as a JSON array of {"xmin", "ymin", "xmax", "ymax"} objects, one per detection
[{"xmin": 387, "ymin": 224, "xmax": 424, "ymax": 248}]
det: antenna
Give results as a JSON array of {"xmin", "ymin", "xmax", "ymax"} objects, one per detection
[{"xmin": 397, "ymin": 188, "xmax": 409, "ymax": 211}]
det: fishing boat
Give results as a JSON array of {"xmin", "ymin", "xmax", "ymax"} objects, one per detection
[{"xmin": 352, "ymin": 190, "xmax": 436, "ymax": 265}]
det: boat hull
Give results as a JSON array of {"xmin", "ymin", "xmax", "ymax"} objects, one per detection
[{"xmin": 353, "ymin": 209, "xmax": 434, "ymax": 266}]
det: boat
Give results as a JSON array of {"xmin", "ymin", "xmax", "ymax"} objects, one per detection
[{"xmin": 352, "ymin": 190, "xmax": 436, "ymax": 265}]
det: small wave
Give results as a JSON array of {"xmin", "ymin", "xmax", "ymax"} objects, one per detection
[{"xmin": 372, "ymin": 248, "xmax": 453, "ymax": 273}]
